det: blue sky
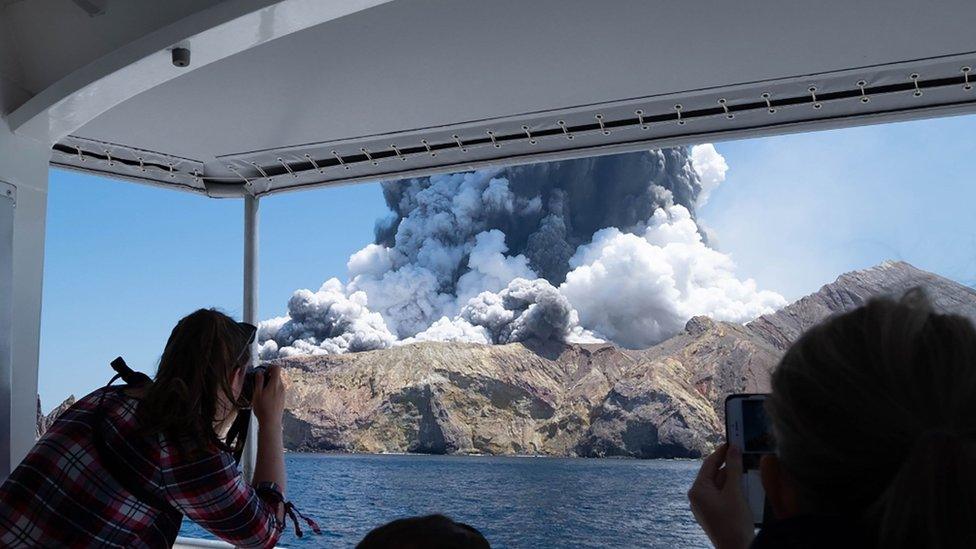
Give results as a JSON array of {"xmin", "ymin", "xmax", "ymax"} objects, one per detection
[
  {"xmin": 38, "ymin": 114, "xmax": 976, "ymax": 410},
  {"xmin": 701, "ymin": 114, "xmax": 976, "ymax": 297}
]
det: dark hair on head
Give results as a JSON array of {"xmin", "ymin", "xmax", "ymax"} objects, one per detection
[
  {"xmin": 356, "ymin": 514, "xmax": 490, "ymax": 549},
  {"xmin": 767, "ymin": 289, "xmax": 976, "ymax": 548},
  {"xmin": 136, "ymin": 309, "xmax": 253, "ymax": 454}
]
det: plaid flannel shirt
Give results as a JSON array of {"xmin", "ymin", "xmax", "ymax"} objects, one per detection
[{"xmin": 0, "ymin": 387, "xmax": 283, "ymax": 548}]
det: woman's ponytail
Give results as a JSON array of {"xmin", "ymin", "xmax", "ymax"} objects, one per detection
[{"xmin": 872, "ymin": 431, "xmax": 976, "ymax": 549}]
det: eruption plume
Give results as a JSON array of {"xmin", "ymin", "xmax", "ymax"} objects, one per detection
[{"xmin": 259, "ymin": 145, "xmax": 784, "ymax": 358}]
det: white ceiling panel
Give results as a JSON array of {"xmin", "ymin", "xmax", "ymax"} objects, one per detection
[{"xmin": 40, "ymin": 0, "xmax": 976, "ymax": 196}]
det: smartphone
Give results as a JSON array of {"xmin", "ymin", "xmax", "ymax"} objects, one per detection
[{"xmin": 725, "ymin": 393, "xmax": 774, "ymax": 527}]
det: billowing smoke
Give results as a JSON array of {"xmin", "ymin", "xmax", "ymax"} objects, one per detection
[
  {"xmin": 404, "ymin": 277, "xmax": 596, "ymax": 346},
  {"xmin": 373, "ymin": 147, "xmax": 701, "ymax": 285},
  {"xmin": 690, "ymin": 143, "xmax": 728, "ymax": 208},
  {"xmin": 259, "ymin": 145, "xmax": 785, "ymax": 357},
  {"xmin": 257, "ymin": 280, "xmax": 396, "ymax": 359},
  {"xmin": 561, "ymin": 203, "xmax": 786, "ymax": 348}
]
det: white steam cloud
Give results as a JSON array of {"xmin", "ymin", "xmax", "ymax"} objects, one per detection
[
  {"xmin": 691, "ymin": 143, "xmax": 728, "ymax": 208},
  {"xmin": 258, "ymin": 145, "xmax": 784, "ymax": 357},
  {"xmin": 561, "ymin": 203, "xmax": 785, "ymax": 348}
]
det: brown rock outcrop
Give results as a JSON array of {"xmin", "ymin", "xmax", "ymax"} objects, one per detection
[
  {"xmin": 36, "ymin": 395, "xmax": 76, "ymax": 438},
  {"xmin": 275, "ymin": 321, "xmax": 772, "ymax": 458},
  {"xmin": 274, "ymin": 261, "xmax": 976, "ymax": 458}
]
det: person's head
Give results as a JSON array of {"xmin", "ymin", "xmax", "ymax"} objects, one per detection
[
  {"xmin": 136, "ymin": 308, "xmax": 255, "ymax": 452},
  {"xmin": 761, "ymin": 290, "xmax": 976, "ymax": 547},
  {"xmin": 356, "ymin": 514, "xmax": 490, "ymax": 549}
]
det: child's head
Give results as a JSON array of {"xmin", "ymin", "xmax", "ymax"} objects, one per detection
[{"xmin": 357, "ymin": 514, "xmax": 490, "ymax": 549}]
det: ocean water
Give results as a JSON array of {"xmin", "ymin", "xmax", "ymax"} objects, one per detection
[{"xmin": 179, "ymin": 454, "xmax": 710, "ymax": 548}]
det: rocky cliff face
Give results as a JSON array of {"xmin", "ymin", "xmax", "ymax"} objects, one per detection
[
  {"xmin": 36, "ymin": 395, "xmax": 76, "ymax": 438},
  {"xmin": 276, "ymin": 261, "xmax": 976, "ymax": 458},
  {"xmin": 747, "ymin": 261, "xmax": 976, "ymax": 350},
  {"xmin": 276, "ymin": 319, "xmax": 777, "ymax": 458}
]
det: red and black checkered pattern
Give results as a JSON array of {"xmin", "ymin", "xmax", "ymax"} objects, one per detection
[{"xmin": 0, "ymin": 388, "xmax": 283, "ymax": 548}]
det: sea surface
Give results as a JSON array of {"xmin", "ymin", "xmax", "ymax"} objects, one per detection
[{"xmin": 179, "ymin": 453, "xmax": 709, "ymax": 548}]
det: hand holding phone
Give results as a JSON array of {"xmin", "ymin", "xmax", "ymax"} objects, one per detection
[
  {"xmin": 688, "ymin": 443, "xmax": 756, "ymax": 549},
  {"xmin": 725, "ymin": 393, "xmax": 774, "ymax": 527}
]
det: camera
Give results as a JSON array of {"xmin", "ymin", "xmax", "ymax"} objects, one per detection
[
  {"xmin": 239, "ymin": 365, "xmax": 270, "ymax": 408},
  {"xmin": 171, "ymin": 47, "xmax": 191, "ymax": 68},
  {"xmin": 225, "ymin": 365, "xmax": 274, "ymax": 462}
]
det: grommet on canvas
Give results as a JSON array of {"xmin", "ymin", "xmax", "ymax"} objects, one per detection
[
  {"xmin": 910, "ymin": 73, "xmax": 922, "ymax": 97},
  {"xmin": 360, "ymin": 147, "xmax": 378, "ymax": 166},
  {"xmin": 249, "ymin": 161, "xmax": 272, "ymax": 180},
  {"xmin": 856, "ymin": 80, "xmax": 870, "ymax": 103},
  {"xmin": 104, "ymin": 150, "xmax": 114, "ymax": 167},
  {"xmin": 674, "ymin": 104, "xmax": 684, "ymax": 125},
  {"xmin": 635, "ymin": 109, "xmax": 649, "ymax": 130},
  {"xmin": 558, "ymin": 120, "xmax": 574, "ymax": 139},
  {"xmin": 808, "ymin": 87, "xmax": 822, "ymax": 109},
  {"xmin": 761, "ymin": 92, "xmax": 775, "ymax": 114},
  {"xmin": 452, "ymin": 134, "xmax": 467, "ymax": 153},
  {"xmin": 595, "ymin": 114, "xmax": 610, "ymax": 135},
  {"xmin": 521, "ymin": 125, "xmax": 538, "ymax": 145},
  {"xmin": 718, "ymin": 98, "xmax": 733, "ymax": 119},
  {"xmin": 227, "ymin": 165, "xmax": 250, "ymax": 184},
  {"xmin": 421, "ymin": 139, "xmax": 436, "ymax": 157},
  {"xmin": 138, "ymin": 157, "xmax": 146, "ymax": 172},
  {"xmin": 277, "ymin": 157, "xmax": 298, "ymax": 177},
  {"xmin": 391, "ymin": 144, "xmax": 407, "ymax": 161},
  {"xmin": 331, "ymin": 150, "xmax": 350, "ymax": 169},
  {"xmin": 304, "ymin": 153, "xmax": 324, "ymax": 173},
  {"xmin": 487, "ymin": 130, "xmax": 500, "ymax": 148},
  {"xmin": 963, "ymin": 66, "xmax": 972, "ymax": 91},
  {"xmin": 168, "ymin": 162, "xmax": 176, "ymax": 179}
]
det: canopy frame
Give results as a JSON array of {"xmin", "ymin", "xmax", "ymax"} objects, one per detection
[{"xmin": 46, "ymin": 55, "xmax": 976, "ymax": 199}]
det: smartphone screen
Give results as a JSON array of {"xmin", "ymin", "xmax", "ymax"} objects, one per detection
[{"xmin": 725, "ymin": 394, "xmax": 773, "ymax": 526}]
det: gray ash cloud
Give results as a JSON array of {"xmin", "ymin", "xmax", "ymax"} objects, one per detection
[
  {"xmin": 258, "ymin": 145, "xmax": 784, "ymax": 358},
  {"xmin": 375, "ymin": 149, "xmax": 702, "ymax": 284}
]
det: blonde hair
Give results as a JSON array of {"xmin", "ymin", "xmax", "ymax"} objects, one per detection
[{"xmin": 767, "ymin": 290, "xmax": 976, "ymax": 548}]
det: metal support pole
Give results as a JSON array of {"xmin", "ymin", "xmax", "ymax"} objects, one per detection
[
  {"xmin": 0, "ymin": 122, "xmax": 49, "ymax": 479},
  {"xmin": 241, "ymin": 193, "xmax": 260, "ymax": 481}
]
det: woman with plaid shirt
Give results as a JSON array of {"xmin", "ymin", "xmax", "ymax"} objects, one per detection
[{"xmin": 0, "ymin": 309, "xmax": 289, "ymax": 548}]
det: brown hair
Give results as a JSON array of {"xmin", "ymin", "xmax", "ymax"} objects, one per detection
[
  {"xmin": 357, "ymin": 514, "xmax": 490, "ymax": 549},
  {"xmin": 767, "ymin": 290, "xmax": 976, "ymax": 548},
  {"xmin": 136, "ymin": 309, "xmax": 252, "ymax": 453}
]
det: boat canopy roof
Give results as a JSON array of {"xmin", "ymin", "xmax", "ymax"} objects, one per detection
[{"xmin": 3, "ymin": 0, "xmax": 976, "ymax": 197}]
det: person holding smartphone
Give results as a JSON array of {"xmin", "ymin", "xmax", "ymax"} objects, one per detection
[
  {"xmin": 688, "ymin": 290, "xmax": 976, "ymax": 549},
  {"xmin": 0, "ymin": 309, "xmax": 289, "ymax": 548}
]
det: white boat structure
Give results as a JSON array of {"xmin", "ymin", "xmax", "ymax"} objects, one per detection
[{"xmin": 1, "ymin": 1, "xmax": 975, "ymax": 545}]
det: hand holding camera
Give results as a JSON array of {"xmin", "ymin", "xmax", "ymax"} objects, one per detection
[{"xmin": 250, "ymin": 365, "xmax": 286, "ymax": 426}]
